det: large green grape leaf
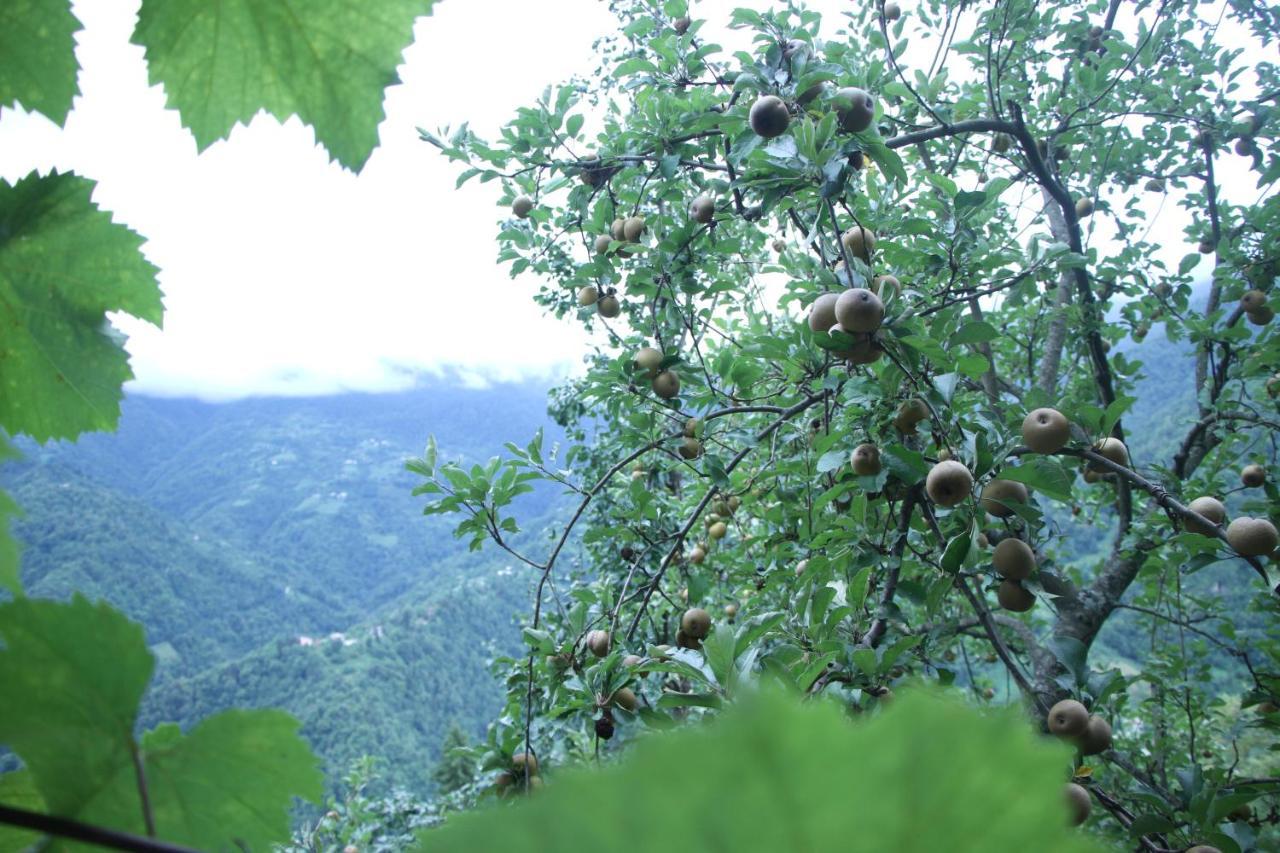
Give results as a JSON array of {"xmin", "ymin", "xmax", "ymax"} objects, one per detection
[
  {"xmin": 70, "ymin": 712, "xmax": 324, "ymax": 850},
  {"xmin": 0, "ymin": 436, "xmax": 20, "ymax": 596},
  {"xmin": 417, "ymin": 690, "xmax": 1101, "ymax": 853},
  {"xmin": 0, "ymin": 0, "xmax": 81, "ymax": 124},
  {"xmin": 0, "ymin": 171, "xmax": 162, "ymax": 442},
  {"xmin": 0, "ymin": 771, "xmax": 45, "ymax": 853},
  {"xmin": 132, "ymin": 0, "xmax": 438, "ymax": 171},
  {"xmin": 0, "ymin": 598, "xmax": 322, "ymax": 850},
  {"xmin": 0, "ymin": 595, "xmax": 153, "ymax": 818}
]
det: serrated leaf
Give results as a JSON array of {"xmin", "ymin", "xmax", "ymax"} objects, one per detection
[
  {"xmin": 0, "ymin": 595, "xmax": 154, "ymax": 819},
  {"xmin": 0, "ymin": 171, "xmax": 163, "ymax": 441},
  {"xmin": 128, "ymin": 710, "xmax": 323, "ymax": 850},
  {"xmin": 132, "ymin": 0, "xmax": 437, "ymax": 170},
  {"xmin": 0, "ymin": 597, "xmax": 321, "ymax": 849},
  {"xmin": 0, "ymin": 0, "xmax": 81, "ymax": 124},
  {"xmin": 0, "ymin": 770, "xmax": 44, "ymax": 851},
  {"xmin": 418, "ymin": 690, "xmax": 1099, "ymax": 852}
]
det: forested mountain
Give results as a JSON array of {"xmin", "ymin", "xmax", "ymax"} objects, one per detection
[{"xmin": 1, "ymin": 378, "xmax": 572, "ymax": 793}]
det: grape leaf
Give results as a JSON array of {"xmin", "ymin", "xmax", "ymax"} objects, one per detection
[
  {"xmin": 417, "ymin": 689, "xmax": 1100, "ymax": 852},
  {"xmin": 0, "ymin": 0, "xmax": 81, "ymax": 124},
  {"xmin": 0, "ymin": 436, "xmax": 20, "ymax": 596},
  {"xmin": 0, "ymin": 597, "xmax": 322, "ymax": 850},
  {"xmin": 0, "ymin": 171, "xmax": 162, "ymax": 442},
  {"xmin": 0, "ymin": 771, "xmax": 45, "ymax": 852},
  {"xmin": 132, "ymin": 0, "xmax": 438, "ymax": 171},
  {"xmin": 125, "ymin": 711, "xmax": 322, "ymax": 851},
  {"xmin": 0, "ymin": 595, "xmax": 153, "ymax": 818}
]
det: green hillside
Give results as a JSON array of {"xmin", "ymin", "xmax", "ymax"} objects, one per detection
[
  {"xmin": 140, "ymin": 560, "xmax": 531, "ymax": 795},
  {"xmin": 7, "ymin": 465, "xmax": 334, "ymax": 676},
  {"xmin": 0, "ymin": 379, "xmax": 572, "ymax": 795}
]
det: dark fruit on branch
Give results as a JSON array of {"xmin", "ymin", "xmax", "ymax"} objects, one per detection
[
  {"xmin": 1047, "ymin": 699, "xmax": 1089, "ymax": 736},
  {"xmin": 578, "ymin": 285, "xmax": 599, "ymax": 306},
  {"xmin": 612, "ymin": 687, "xmax": 638, "ymax": 711},
  {"xmin": 834, "ymin": 87, "xmax": 876, "ymax": 133},
  {"xmin": 634, "ymin": 347, "xmax": 663, "ymax": 373},
  {"xmin": 1065, "ymin": 783, "xmax": 1091, "ymax": 826},
  {"xmin": 1226, "ymin": 517, "xmax": 1279, "ymax": 557},
  {"xmin": 512, "ymin": 751, "xmax": 539, "ymax": 775},
  {"xmin": 851, "ymin": 443, "xmax": 882, "ymax": 476},
  {"xmin": 512, "ymin": 195, "xmax": 534, "ymax": 218},
  {"xmin": 749, "ymin": 95, "xmax": 791, "ymax": 138},
  {"xmin": 841, "ymin": 225, "xmax": 877, "ymax": 261},
  {"xmin": 992, "ymin": 538, "xmax": 1035, "ymax": 580},
  {"xmin": 1077, "ymin": 715, "xmax": 1112, "ymax": 755},
  {"xmin": 926, "ymin": 460, "xmax": 974, "ymax": 507},
  {"xmin": 883, "ymin": 2, "xmax": 901, "ymax": 21},
  {"xmin": 679, "ymin": 437, "xmax": 703, "ymax": 460},
  {"xmin": 808, "ymin": 292, "xmax": 840, "ymax": 332},
  {"xmin": 689, "ymin": 194, "xmax": 715, "ymax": 224},
  {"xmin": 622, "ymin": 216, "xmax": 646, "ymax": 242},
  {"xmin": 834, "ymin": 287, "xmax": 885, "ymax": 333},
  {"xmin": 997, "ymin": 580, "xmax": 1035, "ymax": 612},
  {"xmin": 598, "ymin": 295, "xmax": 621, "ymax": 318},
  {"xmin": 1247, "ymin": 305, "xmax": 1274, "ymax": 325},
  {"xmin": 894, "ymin": 397, "xmax": 930, "ymax": 433},
  {"xmin": 595, "ymin": 716, "xmax": 615, "ymax": 739},
  {"xmin": 586, "ymin": 630, "xmax": 611, "ymax": 658},
  {"xmin": 1090, "ymin": 437, "xmax": 1129, "ymax": 469},
  {"xmin": 672, "ymin": 15, "xmax": 690, "ymax": 34},
  {"xmin": 1242, "ymin": 464, "xmax": 1266, "ymax": 487},
  {"xmin": 682, "ymin": 608, "xmax": 712, "ymax": 639},
  {"xmin": 1021, "ymin": 407, "xmax": 1071, "ymax": 453},
  {"xmin": 1241, "ymin": 289, "xmax": 1268, "ymax": 311},
  {"xmin": 980, "ymin": 479, "xmax": 1029, "ymax": 518},
  {"xmin": 1075, "ymin": 198, "xmax": 1094, "ymax": 217},
  {"xmin": 652, "ymin": 370, "xmax": 680, "ymax": 399},
  {"xmin": 1185, "ymin": 496, "xmax": 1226, "ymax": 536}
]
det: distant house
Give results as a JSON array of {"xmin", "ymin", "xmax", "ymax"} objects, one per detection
[{"xmin": 298, "ymin": 636, "xmax": 316, "ymax": 647}]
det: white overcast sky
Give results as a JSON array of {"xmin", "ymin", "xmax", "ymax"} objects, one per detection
[{"xmin": 0, "ymin": 1, "xmax": 1263, "ymax": 400}]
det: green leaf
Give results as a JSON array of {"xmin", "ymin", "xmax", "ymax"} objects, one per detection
[
  {"xmin": 132, "ymin": 0, "xmax": 437, "ymax": 171},
  {"xmin": 0, "ymin": 0, "xmax": 81, "ymax": 124},
  {"xmin": 132, "ymin": 710, "xmax": 323, "ymax": 850},
  {"xmin": 0, "ymin": 594, "xmax": 153, "ymax": 818},
  {"xmin": 941, "ymin": 531, "xmax": 971, "ymax": 574},
  {"xmin": 999, "ymin": 459, "xmax": 1074, "ymax": 503},
  {"xmin": 417, "ymin": 690, "xmax": 1099, "ymax": 852},
  {"xmin": 0, "ymin": 435, "xmax": 21, "ymax": 596},
  {"xmin": 950, "ymin": 321, "xmax": 998, "ymax": 346},
  {"xmin": 0, "ymin": 171, "xmax": 162, "ymax": 441},
  {"xmin": 956, "ymin": 353, "xmax": 991, "ymax": 379},
  {"xmin": 0, "ymin": 597, "xmax": 321, "ymax": 849},
  {"xmin": 0, "ymin": 770, "xmax": 45, "ymax": 852},
  {"xmin": 816, "ymin": 449, "xmax": 846, "ymax": 474},
  {"xmin": 880, "ymin": 445, "xmax": 930, "ymax": 483}
]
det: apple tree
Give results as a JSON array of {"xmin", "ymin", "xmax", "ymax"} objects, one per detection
[{"xmin": 413, "ymin": 0, "xmax": 1280, "ymax": 849}]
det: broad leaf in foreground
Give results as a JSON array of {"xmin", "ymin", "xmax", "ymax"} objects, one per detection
[
  {"xmin": 418, "ymin": 690, "xmax": 1099, "ymax": 853},
  {"xmin": 132, "ymin": 0, "xmax": 437, "ymax": 171},
  {"xmin": 0, "ymin": 595, "xmax": 152, "ymax": 819},
  {"xmin": 0, "ymin": 0, "xmax": 81, "ymax": 124},
  {"xmin": 0, "ymin": 436, "xmax": 20, "ymax": 596},
  {"xmin": 0, "ymin": 171, "xmax": 163, "ymax": 442},
  {"xmin": 0, "ymin": 597, "xmax": 322, "ymax": 850},
  {"xmin": 0, "ymin": 771, "xmax": 45, "ymax": 852}
]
